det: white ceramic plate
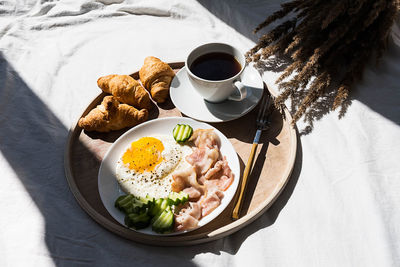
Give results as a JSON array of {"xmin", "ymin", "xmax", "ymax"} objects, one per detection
[
  {"xmin": 170, "ymin": 65, "xmax": 264, "ymax": 122},
  {"xmin": 98, "ymin": 117, "xmax": 240, "ymax": 236}
]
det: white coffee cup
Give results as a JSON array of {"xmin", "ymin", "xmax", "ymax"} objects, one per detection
[{"xmin": 185, "ymin": 43, "xmax": 247, "ymax": 103}]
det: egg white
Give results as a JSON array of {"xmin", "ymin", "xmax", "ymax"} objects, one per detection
[{"xmin": 115, "ymin": 135, "xmax": 193, "ymax": 199}]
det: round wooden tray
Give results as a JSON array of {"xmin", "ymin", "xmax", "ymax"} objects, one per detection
[{"xmin": 64, "ymin": 62, "xmax": 297, "ymax": 246}]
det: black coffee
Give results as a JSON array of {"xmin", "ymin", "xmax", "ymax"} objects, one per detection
[{"xmin": 189, "ymin": 52, "xmax": 242, "ymax": 81}]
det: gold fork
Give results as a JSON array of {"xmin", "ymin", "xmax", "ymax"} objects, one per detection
[{"xmin": 232, "ymin": 91, "xmax": 273, "ymax": 220}]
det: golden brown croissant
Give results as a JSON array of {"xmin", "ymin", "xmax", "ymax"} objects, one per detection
[
  {"xmin": 139, "ymin": 56, "xmax": 175, "ymax": 103},
  {"xmin": 97, "ymin": 74, "xmax": 151, "ymax": 110},
  {"xmin": 78, "ymin": 96, "xmax": 148, "ymax": 132}
]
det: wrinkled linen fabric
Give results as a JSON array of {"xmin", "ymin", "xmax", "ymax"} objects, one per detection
[{"xmin": 0, "ymin": 1, "xmax": 399, "ymax": 266}]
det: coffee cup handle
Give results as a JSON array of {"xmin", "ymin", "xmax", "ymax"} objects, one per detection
[{"xmin": 228, "ymin": 81, "xmax": 247, "ymax": 101}]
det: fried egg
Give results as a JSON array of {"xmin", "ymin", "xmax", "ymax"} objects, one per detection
[{"xmin": 115, "ymin": 135, "xmax": 192, "ymax": 198}]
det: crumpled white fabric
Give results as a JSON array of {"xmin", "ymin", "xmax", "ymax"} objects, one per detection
[{"xmin": 0, "ymin": 1, "xmax": 399, "ymax": 266}]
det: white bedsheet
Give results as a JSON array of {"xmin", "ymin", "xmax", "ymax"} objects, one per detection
[{"xmin": 0, "ymin": 1, "xmax": 399, "ymax": 266}]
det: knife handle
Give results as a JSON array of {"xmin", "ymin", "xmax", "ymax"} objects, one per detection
[{"xmin": 232, "ymin": 142, "xmax": 258, "ymax": 220}]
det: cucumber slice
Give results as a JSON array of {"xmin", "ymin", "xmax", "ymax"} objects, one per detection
[
  {"xmin": 160, "ymin": 198, "xmax": 169, "ymax": 211},
  {"xmin": 150, "ymin": 198, "xmax": 169, "ymax": 224},
  {"xmin": 130, "ymin": 199, "xmax": 147, "ymax": 214},
  {"xmin": 137, "ymin": 195, "xmax": 155, "ymax": 210},
  {"xmin": 167, "ymin": 191, "xmax": 189, "ymax": 206},
  {"xmin": 115, "ymin": 194, "xmax": 134, "ymax": 211},
  {"xmin": 172, "ymin": 124, "xmax": 193, "ymax": 142},
  {"xmin": 115, "ymin": 194, "xmax": 153, "ymax": 214},
  {"xmin": 152, "ymin": 206, "xmax": 174, "ymax": 233},
  {"xmin": 125, "ymin": 212, "xmax": 151, "ymax": 229},
  {"xmin": 116, "ymin": 194, "xmax": 176, "ymax": 233},
  {"xmin": 149, "ymin": 198, "xmax": 165, "ymax": 217}
]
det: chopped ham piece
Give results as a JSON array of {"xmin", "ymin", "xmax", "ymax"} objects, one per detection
[
  {"xmin": 171, "ymin": 166, "xmax": 204, "ymax": 193},
  {"xmin": 175, "ymin": 213, "xmax": 199, "ymax": 231},
  {"xmin": 171, "ymin": 175, "xmax": 186, "ymax": 193},
  {"xmin": 189, "ymin": 129, "xmax": 220, "ymax": 149},
  {"xmin": 204, "ymin": 175, "xmax": 233, "ymax": 192},
  {"xmin": 204, "ymin": 160, "xmax": 224, "ymax": 180},
  {"xmin": 175, "ymin": 202, "xmax": 202, "ymax": 231},
  {"xmin": 186, "ymin": 147, "xmax": 220, "ymax": 177},
  {"xmin": 203, "ymin": 156, "xmax": 234, "ymax": 191},
  {"xmin": 186, "ymin": 202, "xmax": 202, "ymax": 220},
  {"xmin": 183, "ymin": 187, "xmax": 201, "ymax": 201},
  {"xmin": 200, "ymin": 188, "xmax": 224, "ymax": 217}
]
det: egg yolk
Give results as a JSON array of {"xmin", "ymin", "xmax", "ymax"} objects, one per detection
[{"xmin": 122, "ymin": 137, "xmax": 164, "ymax": 173}]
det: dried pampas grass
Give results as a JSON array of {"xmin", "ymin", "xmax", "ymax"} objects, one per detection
[{"xmin": 247, "ymin": 0, "xmax": 400, "ymax": 132}]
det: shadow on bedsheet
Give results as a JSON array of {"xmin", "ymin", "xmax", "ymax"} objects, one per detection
[
  {"xmin": 0, "ymin": 52, "xmax": 98, "ymax": 266},
  {"xmin": 198, "ymin": 0, "xmax": 400, "ymax": 133}
]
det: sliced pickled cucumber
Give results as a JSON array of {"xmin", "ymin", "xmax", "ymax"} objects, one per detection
[
  {"xmin": 115, "ymin": 194, "xmax": 152, "ymax": 214},
  {"xmin": 167, "ymin": 191, "xmax": 189, "ymax": 206},
  {"xmin": 152, "ymin": 199, "xmax": 169, "ymax": 223},
  {"xmin": 115, "ymin": 194, "xmax": 176, "ymax": 234},
  {"xmin": 172, "ymin": 124, "xmax": 193, "ymax": 143},
  {"xmin": 131, "ymin": 199, "xmax": 147, "ymax": 214},
  {"xmin": 125, "ymin": 212, "xmax": 151, "ymax": 229},
  {"xmin": 137, "ymin": 195, "xmax": 155, "ymax": 209},
  {"xmin": 149, "ymin": 198, "xmax": 163, "ymax": 217},
  {"xmin": 149, "ymin": 198, "xmax": 168, "ymax": 216},
  {"xmin": 115, "ymin": 194, "xmax": 134, "ymax": 211},
  {"xmin": 152, "ymin": 206, "xmax": 174, "ymax": 233}
]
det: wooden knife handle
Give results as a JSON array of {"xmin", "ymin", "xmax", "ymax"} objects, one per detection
[{"xmin": 232, "ymin": 143, "xmax": 258, "ymax": 220}]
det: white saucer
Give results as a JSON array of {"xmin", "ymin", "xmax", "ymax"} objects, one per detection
[{"xmin": 170, "ymin": 65, "xmax": 264, "ymax": 122}]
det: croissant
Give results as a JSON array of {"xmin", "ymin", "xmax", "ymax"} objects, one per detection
[
  {"xmin": 97, "ymin": 74, "xmax": 152, "ymax": 110},
  {"xmin": 78, "ymin": 96, "xmax": 148, "ymax": 132},
  {"xmin": 139, "ymin": 56, "xmax": 175, "ymax": 103}
]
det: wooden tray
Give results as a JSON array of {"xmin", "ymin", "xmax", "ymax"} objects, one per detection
[{"xmin": 64, "ymin": 62, "xmax": 297, "ymax": 246}]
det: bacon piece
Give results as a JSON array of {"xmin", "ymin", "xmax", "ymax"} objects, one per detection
[
  {"xmin": 186, "ymin": 202, "xmax": 201, "ymax": 220},
  {"xmin": 204, "ymin": 160, "xmax": 224, "ymax": 180},
  {"xmin": 175, "ymin": 213, "xmax": 199, "ymax": 231},
  {"xmin": 183, "ymin": 187, "xmax": 201, "ymax": 201},
  {"xmin": 185, "ymin": 148, "xmax": 205, "ymax": 165},
  {"xmin": 175, "ymin": 202, "xmax": 202, "ymax": 231},
  {"xmin": 189, "ymin": 129, "xmax": 220, "ymax": 149},
  {"xmin": 203, "ymin": 157, "xmax": 234, "ymax": 191},
  {"xmin": 186, "ymin": 147, "xmax": 220, "ymax": 177},
  {"xmin": 200, "ymin": 188, "xmax": 224, "ymax": 217},
  {"xmin": 171, "ymin": 166, "xmax": 204, "ymax": 193},
  {"xmin": 204, "ymin": 176, "xmax": 233, "ymax": 192},
  {"xmin": 171, "ymin": 175, "xmax": 186, "ymax": 193}
]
